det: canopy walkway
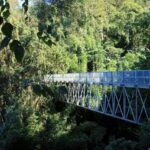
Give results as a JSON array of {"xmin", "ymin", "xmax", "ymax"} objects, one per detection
[{"xmin": 44, "ymin": 70, "xmax": 150, "ymax": 124}]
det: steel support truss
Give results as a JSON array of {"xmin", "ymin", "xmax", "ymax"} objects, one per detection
[{"xmin": 55, "ymin": 82, "xmax": 150, "ymax": 124}]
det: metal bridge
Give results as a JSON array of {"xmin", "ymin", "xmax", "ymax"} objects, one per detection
[{"xmin": 44, "ymin": 70, "xmax": 150, "ymax": 124}]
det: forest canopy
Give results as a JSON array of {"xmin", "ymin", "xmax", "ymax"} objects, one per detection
[{"xmin": 0, "ymin": 0, "xmax": 150, "ymax": 150}]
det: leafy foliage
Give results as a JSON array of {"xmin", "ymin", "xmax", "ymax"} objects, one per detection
[
  {"xmin": 9, "ymin": 40, "xmax": 25, "ymax": 62},
  {"xmin": 0, "ymin": 16, "xmax": 3, "ymax": 25},
  {"xmin": 0, "ymin": 0, "xmax": 25, "ymax": 63},
  {"xmin": 0, "ymin": 36, "xmax": 11, "ymax": 50},
  {"xmin": 1, "ymin": 23, "xmax": 13, "ymax": 37},
  {"xmin": 0, "ymin": 0, "xmax": 150, "ymax": 150},
  {"xmin": 105, "ymin": 138, "xmax": 137, "ymax": 150}
]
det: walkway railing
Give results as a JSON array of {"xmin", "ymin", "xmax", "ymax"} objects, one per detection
[{"xmin": 44, "ymin": 70, "xmax": 150, "ymax": 89}]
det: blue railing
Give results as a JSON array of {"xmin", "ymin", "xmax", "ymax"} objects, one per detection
[{"xmin": 44, "ymin": 70, "xmax": 150, "ymax": 88}]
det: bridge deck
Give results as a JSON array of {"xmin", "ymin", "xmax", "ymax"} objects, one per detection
[{"xmin": 44, "ymin": 70, "xmax": 150, "ymax": 89}]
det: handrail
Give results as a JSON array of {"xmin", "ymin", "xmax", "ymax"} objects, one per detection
[{"xmin": 44, "ymin": 70, "xmax": 150, "ymax": 88}]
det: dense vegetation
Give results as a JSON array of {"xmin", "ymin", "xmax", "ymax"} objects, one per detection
[{"xmin": 0, "ymin": 0, "xmax": 150, "ymax": 149}]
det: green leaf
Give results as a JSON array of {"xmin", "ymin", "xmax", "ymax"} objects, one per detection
[
  {"xmin": 45, "ymin": 39, "xmax": 53, "ymax": 47},
  {"xmin": 0, "ymin": 1, "xmax": 4, "ymax": 6},
  {"xmin": 0, "ymin": 16, "xmax": 3, "ymax": 25},
  {"xmin": 5, "ymin": 2, "xmax": 10, "ymax": 9},
  {"xmin": 38, "ymin": 23, "xmax": 47, "ymax": 32},
  {"xmin": 3, "ymin": 10, "xmax": 10, "ymax": 19},
  {"xmin": 1, "ymin": 5, "xmax": 6, "ymax": 13},
  {"xmin": 25, "ymin": 16, "xmax": 28, "ymax": 21},
  {"xmin": 0, "ymin": 36, "xmax": 11, "ymax": 50},
  {"xmin": 22, "ymin": 2, "xmax": 28, "ymax": 14},
  {"xmin": 1, "ymin": 23, "xmax": 13, "ymax": 37},
  {"xmin": 10, "ymin": 40, "xmax": 25, "ymax": 63},
  {"xmin": 41, "ymin": 36, "xmax": 55, "ymax": 46},
  {"xmin": 32, "ymin": 84, "xmax": 54, "ymax": 97},
  {"xmin": 37, "ymin": 31, "xmax": 43, "ymax": 39}
]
